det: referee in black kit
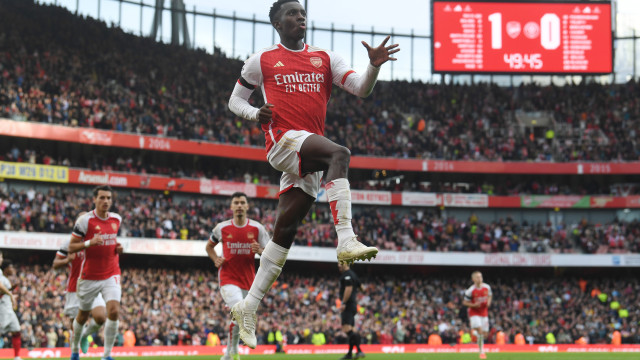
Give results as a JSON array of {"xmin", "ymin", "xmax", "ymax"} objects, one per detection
[{"xmin": 338, "ymin": 263, "xmax": 365, "ymax": 359}]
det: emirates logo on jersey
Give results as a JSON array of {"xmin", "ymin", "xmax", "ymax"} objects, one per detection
[{"xmin": 310, "ymin": 57, "xmax": 322, "ymax": 68}]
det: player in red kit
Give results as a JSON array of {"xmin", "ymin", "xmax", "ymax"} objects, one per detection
[
  {"xmin": 463, "ymin": 271, "xmax": 492, "ymax": 359},
  {"xmin": 68, "ymin": 186, "xmax": 123, "ymax": 360},
  {"xmin": 206, "ymin": 192, "xmax": 270, "ymax": 360},
  {"xmin": 228, "ymin": 0, "xmax": 399, "ymax": 348},
  {"xmin": 53, "ymin": 211, "xmax": 107, "ymax": 355}
]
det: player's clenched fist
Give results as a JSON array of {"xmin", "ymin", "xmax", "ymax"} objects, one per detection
[
  {"xmin": 251, "ymin": 241, "xmax": 263, "ymax": 255},
  {"xmin": 90, "ymin": 233, "xmax": 104, "ymax": 246},
  {"xmin": 214, "ymin": 257, "xmax": 225, "ymax": 268},
  {"xmin": 257, "ymin": 103, "xmax": 274, "ymax": 124}
]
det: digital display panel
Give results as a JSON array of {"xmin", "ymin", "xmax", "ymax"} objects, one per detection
[{"xmin": 432, "ymin": 1, "xmax": 613, "ymax": 74}]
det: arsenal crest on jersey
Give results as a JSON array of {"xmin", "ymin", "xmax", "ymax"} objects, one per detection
[
  {"xmin": 310, "ymin": 57, "xmax": 322, "ymax": 68},
  {"xmin": 111, "ymin": 223, "xmax": 118, "ymax": 231}
]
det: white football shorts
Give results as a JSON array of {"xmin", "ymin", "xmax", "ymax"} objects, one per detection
[
  {"xmin": 64, "ymin": 292, "xmax": 107, "ymax": 317},
  {"xmin": 77, "ymin": 275, "xmax": 121, "ymax": 311},
  {"xmin": 220, "ymin": 284, "xmax": 249, "ymax": 309},
  {"xmin": 267, "ymin": 129, "xmax": 323, "ymax": 199},
  {"xmin": 470, "ymin": 315, "xmax": 489, "ymax": 332},
  {"xmin": 0, "ymin": 307, "xmax": 20, "ymax": 333}
]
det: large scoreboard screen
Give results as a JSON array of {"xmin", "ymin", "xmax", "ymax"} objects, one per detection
[{"xmin": 432, "ymin": 1, "xmax": 612, "ymax": 74}]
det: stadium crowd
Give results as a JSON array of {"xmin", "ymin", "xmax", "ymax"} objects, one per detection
[
  {"xmin": 1, "ymin": 186, "xmax": 639, "ymax": 253},
  {"xmin": 0, "ymin": 145, "xmax": 618, "ymax": 196},
  {"xmin": 3, "ymin": 264, "xmax": 639, "ymax": 349},
  {"xmin": 0, "ymin": 1, "xmax": 639, "ymax": 162}
]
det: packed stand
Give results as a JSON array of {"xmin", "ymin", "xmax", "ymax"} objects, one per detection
[
  {"xmin": 0, "ymin": 146, "xmax": 622, "ymax": 196},
  {"xmin": 0, "ymin": 1, "xmax": 639, "ymax": 162},
  {"xmin": 4, "ymin": 264, "xmax": 640, "ymax": 348},
  {"xmin": 1, "ymin": 186, "xmax": 639, "ymax": 253}
]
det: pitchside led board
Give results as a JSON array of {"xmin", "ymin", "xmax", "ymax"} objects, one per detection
[{"xmin": 432, "ymin": 1, "xmax": 613, "ymax": 74}]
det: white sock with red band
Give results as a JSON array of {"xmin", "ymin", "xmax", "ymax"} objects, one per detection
[
  {"xmin": 244, "ymin": 242, "xmax": 289, "ymax": 312},
  {"xmin": 326, "ymin": 178, "xmax": 356, "ymax": 243},
  {"xmin": 71, "ymin": 319, "xmax": 83, "ymax": 353},
  {"xmin": 229, "ymin": 320, "xmax": 240, "ymax": 354}
]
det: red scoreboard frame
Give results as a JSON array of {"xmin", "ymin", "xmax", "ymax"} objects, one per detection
[{"xmin": 432, "ymin": 1, "xmax": 613, "ymax": 74}]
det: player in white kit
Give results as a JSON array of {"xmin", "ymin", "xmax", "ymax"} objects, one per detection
[{"xmin": 0, "ymin": 253, "xmax": 22, "ymax": 360}]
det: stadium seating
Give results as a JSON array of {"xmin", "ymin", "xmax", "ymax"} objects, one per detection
[
  {"xmin": 7, "ymin": 265, "xmax": 639, "ymax": 348},
  {"xmin": 1, "ymin": 187, "xmax": 638, "ymax": 253}
]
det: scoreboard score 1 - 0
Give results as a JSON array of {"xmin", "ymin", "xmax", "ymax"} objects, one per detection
[{"xmin": 432, "ymin": 1, "xmax": 612, "ymax": 74}]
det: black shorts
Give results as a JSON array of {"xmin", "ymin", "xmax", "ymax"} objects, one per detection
[{"xmin": 341, "ymin": 309, "xmax": 356, "ymax": 326}]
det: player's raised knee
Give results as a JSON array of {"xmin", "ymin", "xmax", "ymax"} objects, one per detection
[{"xmin": 331, "ymin": 145, "xmax": 351, "ymax": 165}]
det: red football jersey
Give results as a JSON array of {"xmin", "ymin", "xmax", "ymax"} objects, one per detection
[
  {"xmin": 240, "ymin": 43, "xmax": 356, "ymax": 152},
  {"xmin": 56, "ymin": 239, "xmax": 84, "ymax": 292},
  {"xmin": 71, "ymin": 210, "xmax": 122, "ymax": 281},
  {"xmin": 209, "ymin": 219, "xmax": 270, "ymax": 290},
  {"xmin": 464, "ymin": 283, "xmax": 492, "ymax": 317}
]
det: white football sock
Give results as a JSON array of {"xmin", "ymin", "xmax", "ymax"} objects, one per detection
[
  {"xmin": 230, "ymin": 320, "xmax": 240, "ymax": 354},
  {"xmin": 478, "ymin": 333, "xmax": 484, "ymax": 354},
  {"xmin": 244, "ymin": 242, "xmax": 288, "ymax": 312},
  {"xmin": 103, "ymin": 319, "xmax": 119, "ymax": 358},
  {"xmin": 71, "ymin": 319, "xmax": 84, "ymax": 353},
  {"xmin": 81, "ymin": 318, "xmax": 102, "ymax": 339},
  {"xmin": 326, "ymin": 178, "xmax": 356, "ymax": 244}
]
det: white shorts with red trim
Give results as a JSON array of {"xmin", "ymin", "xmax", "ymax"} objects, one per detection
[
  {"xmin": 64, "ymin": 292, "xmax": 107, "ymax": 317},
  {"xmin": 470, "ymin": 315, "xmax": 489, "ymax": 332},
  {"xmin": 77, "ymin": 275, "xmax": 121, "ymax": 311},
  {"xmin": 220, "ymin": 284, "xmax": 249, "ymax": 309},
  {"xmin": 267, "ymin": 129, "xmax": 323, "ymax": 199}
]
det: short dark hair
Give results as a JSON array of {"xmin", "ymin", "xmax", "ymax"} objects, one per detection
[
  {"xmin": 2, "ymin": 259, "xmax": 13, "ymax": 270},
  {"xmin": 93, "ymin": 185, "xmax": 113, "ymax": 197},
  {"xmin": 231, "ymin": 192, "xmax": 249, "ymax": 202},
  {"xmin": 269, "ymin": 0, "xmax": 300, "ymax": 24}
]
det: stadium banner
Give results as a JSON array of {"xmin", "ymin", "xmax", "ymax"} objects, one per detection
[
  {"xmin": 199, "ymin": 179, "xmax": 258, "ymax": 197},
  {"xmin": 3, "ymin": 119, "xmax": 640, "ymax": 174},
  {"xmin": 401, "ymin": 192, "xmax": 439, "ymax": 206},
  {"xmin": 4, "ymin": 231, "xmax": 640, "ymax": 266},
  {"xmin": 521, "ymin": 195, "xmax": 591, "ymax": 208},
  {"xmin": 6, "ymin": 344, "xmax": 640, "ymax": 358},
  {"xmin": 441, "ymin": 193, "xmax": 489, "ymax": 207},
  {"xmin": 316, "ymin": 189, "xmax": 393, "ymax": 205},
  {"xmin": 0, "ymin": 161, "xmax": 68, "ymax": 183}
]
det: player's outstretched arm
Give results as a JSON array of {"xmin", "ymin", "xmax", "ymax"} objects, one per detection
[
  {"xmin": 339, "ymin": 36, "xmax": 400, "ymax": 98},
  {"xmin": 362, "ymin": 35, "xmax": 400, "ymax": 67}
]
